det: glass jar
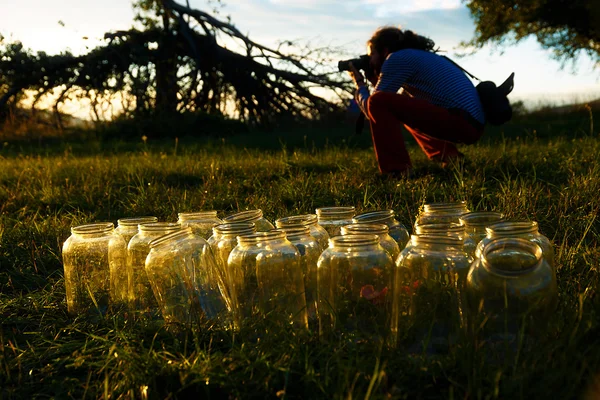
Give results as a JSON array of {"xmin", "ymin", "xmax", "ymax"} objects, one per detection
[
  {"xmin": 127, "ymin": 222, "xmax": 181, "ymax": 318},
  {"xmin": 466, "ymin": 238, "xmax": 557, "ymax": 348},
  {"xmin": 409, "ymin": 222, "xmax": 476, "ymax": 257},
  {"xmin": 352, "ymin": 210, "xmax": 410, "ymax": 249},
  {"xmin": 317, "ymin": 234, "xmax": 394, "ymax": 341},
  {"xmin": 474, "ymin": 221, "xmax": 555, "ymax": 269},
  {"xmin": 62, "ymin": 223, "xmax": 127, "ymax": 317},
  {"xmin": 222, "ymin": 209, "xmax": 274, "ymax": 232},
  {"xmin": 115, "ymin": 216, "xmax": 158, "ymax": 245},
  {"xmin": 394, "ymin": 234, "xmax": 473, "ymax": 352},
  {"xmin": 177, "ymin": 211, "xmax": 223, "ymax": 239},
  {"xmin": 228, "ymin": 231, "xmax": 307, "ymax": 330},
  {"xmin": 414, "ymin": 201, "xmax": 470, "ymax": 230},
  {"xmin": 274, "ymin": 226, "xmax": 320, "ymax": 326},
  {"xmin": 341, "ymin": 223, "xmax": 400, "ymax": 261},
  {"xmin": 145, "ymin": 228, "xmax": 227, "ymax": 325},
  {"xmin": 208, "ymin": 222, "xmax": 257, "ymax": 312},
  {"xmin": 315, "ymin": 206, "xmax": 355, "ymax": 236},
  {"xmin": 275, "ymin": 214, "xmax": 329, "ymax": 250},
  {"xmin": 459, "ymin": 211, "xmax": 505, "ymax": 246}
]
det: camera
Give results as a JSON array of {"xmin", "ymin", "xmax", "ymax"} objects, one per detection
[{"xmin": 338, "ymin": 54, "xmax": 370, "ymax": 72}]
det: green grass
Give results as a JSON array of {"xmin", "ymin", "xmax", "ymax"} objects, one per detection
[{"xmin": 1, "ymin": 110, "xmax": 600, "ymax": 399}]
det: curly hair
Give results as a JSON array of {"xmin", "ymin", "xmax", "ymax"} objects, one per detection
[{"xmin": 367, "ymin": 27, "xmax": 435, "ymax": 54}]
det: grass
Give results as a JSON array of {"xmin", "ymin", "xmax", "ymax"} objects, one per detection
[{"xmin": 1, "ymin": 108, "xmax": 600, "ymax": 399}]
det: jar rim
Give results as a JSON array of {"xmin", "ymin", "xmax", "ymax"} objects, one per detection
[
  {"xmin": 149, "ymin": 227, "xmax": 194, "ymax": 249},
  {"xmin": 459, "ymin": 211, "xmax": 504, "ymax": 226},
  {"xmin": 213, "ymin": 222, "xmax": 256, "ymax": 235},
  {"xmin": 71, "ymin": 222, "xmax": 114, "ymax": 234},
  {"xmin": 139, "ymin": 222, "xmax": 181, "ymax": 232},
  {"xmin": 423, "ymin": 201, "xmax": 468, "ymax": 212},
  {"xmin": 486, "ymin": 221, "xmax": 538, "ymax": 236},
  {"xmin": 274, "ymin": 226, "xmax": 311, "ymax": 240},
  {"xmin": 275, "ymin": 214, "xmax": 317, "ymax": 227},
  {"xmin": 316, "ymin": 206, "xmax": 356, "ymax": 215},
  {"xmin": 238, "ymin": 230, "xmax": 286, "ymax": 243},
  {"xmin": 352, "ymin": 209, "xmax": 395, "ymax": 222},
  {"xmin": 342, "ymin": 223, "xmax": 389, "ymax": 235},
  {"xmin": 329, "ymin": 234, "xmax": 379, "ymax": 246},
  {"xmin": 223, "ymin": 209, "xmax": 263, "ymax": 223},
  {"xmin": 412, "ymin": 234, "xmax": 464, "ymax": 246},
  {"xmin": 178, "ymin": 211, "xmax": 218, "ymax": 219},
  {"xmin": 117, "ymin": 216, "xmax": 158, "ymax": 227},
  {"xmin": 415, "ymin": 222, "xmax": 464, "ymax": 235},
  {"xmin": 481, "ymin": 237, "xmax": 543, "ymax": 276}
]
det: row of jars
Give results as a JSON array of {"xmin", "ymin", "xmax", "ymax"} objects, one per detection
[{"xmin": 62, "ymin": 202, "xmax": 557, "ymax": 349}]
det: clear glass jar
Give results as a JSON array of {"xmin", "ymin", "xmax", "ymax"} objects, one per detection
[
  {"xmin": 352, "ymin": 210, "xmax": 410, "ymax": 249},
  {"xmin": 222, "ymin": 209, "xmax": 274, "ymax": 232},
  {"xmin": 414, "ymin": 201, "xmax": 470, "ymax": 230},
  {"xmin": 474, "ymin": 221, "xmax": 555, "ymax": 269},
  {"xmin": 317, "ymin": 234, "xmax": 394, "ymax": 341},
  {"xmin": 62, "ymin": 223, "xmax": 127, "ymax": 317},
  {"xmin": 315, "ymin": 206, "xmax": 355, "ymax": 236},
  {"xmin": 394, "ymin": 234, "xmax": 473, "ymax": 351},
  {"xmin": 115, "ymin": 216, "xmax": 158, "ymax": 245},
  {"xmin": 459, "ymin": 211, "xmax": 505, "ymax": 246},
  {"xmin": 408, "ymin": 223, "xmax": 476, "ymax": 257},
  {"xmin": 341, "ymin": 223, "xmax": 400, "ymax": 261},
  {"xmin": 127, "ymin": 222, "xmax": 181, "ymax": 318},
  {"xmin": 228, "ymin": 231, "xmax": 307, "ymax": 330},
  {"xmin": 466, "ymin": 238, "xmax": 557, "ymax": 347},
  {"xmin": 177, "ymin": 211, "xmax": 223, "ymax": 239},
  {"xmin": 208, "ymin": 222, "xmax": 257, "ymax": 312},
  {"xmin": 145, "ymin": 228, "xmax": 227, "ymax": 325},
  {"xmin": 275, "ymin": 214, "xmax": 329, "ymax": 251},
  {"xmin": 274, "ymin": 226, "xmax": 320, "ymax": 326}
]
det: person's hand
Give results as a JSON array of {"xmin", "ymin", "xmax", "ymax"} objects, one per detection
[{"xmin": 347, "ymin": 62, "xmax": 366, "ymax": 89}]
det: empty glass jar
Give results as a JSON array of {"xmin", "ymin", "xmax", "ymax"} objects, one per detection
[
  {"xmin": 275, "ymin": 226, "xmax": 320, "ymax": 326},
  {"xmin": 127, "ymin": 222, "xmax": 181, "ymax": 318},
  {"xmin": 115, "ymin": 216, "xmax": 158, "ymax": 245},
  {"xmin": 222, "ymin": 209, "xmax": 274, "ymax": 232},
  {"xmin": 275, "ymin": 214, "xmax": 329, "ymax": 250},
  {"xmin": 394, "ymin": 234, "xmax": 473, "ymax": 352},
  {"xmin": 408, "ymin": 222, "xmax": 476, "ymax": 257},
  {"xmin": 317, "ymin": 234, "xmax": 394, "ymax": 341},
  {"xmin": 62, "ymin": 223, "xmax": 127, "ymax": 317},
  {"xmin": 466, "ymin": 238, "xmax": 557, "ymax": 348},
  {"xmin": 228, "ymin": 231, "xmax": 308, "ymax": 330},
  {"xmin": 341, "ymin": 223, "xmax": 400, "ymax": 261},
  {"xmin": 177, "ymin": 211, "xmax": 223, "ymax": 239},
  {"xmin": 459, "ymin": 211, "xmax": 505, "ymax": 246},
  {"xmin": 145, "ymin": 228, "xmax": 226, "ymax": 325},
  {"xmin": 352, "ymin": 210, "xmax": 410, "ymax": 249},
  {"xmin": 474, "ymin": 221, "xmax": 555, "ymax": 269},
  {"xmin": 315, "ymin": 206, "xmax": 355, "ymax": 236},
  {"xmin": 414, "ymin": 201, "xmax": 470, "ymax": 230},
  {"xmin": 208, "ymin": 222, "xmax": 257, "ymax": 312}
]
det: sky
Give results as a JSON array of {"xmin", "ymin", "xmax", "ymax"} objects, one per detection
[{"xmin": 2, "ymin": 0, "xmax": 600, "ymax": 118}]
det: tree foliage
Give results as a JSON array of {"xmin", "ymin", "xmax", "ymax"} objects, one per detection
[
  {"xmin": 0, "ymin": 0, "xmax": 349, "ymax": 129},
  {"xmin": 464, "ymin": 0, "xmax": 600, "ymax": 65}
]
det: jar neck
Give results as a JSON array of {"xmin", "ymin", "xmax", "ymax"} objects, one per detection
[
  {"xmin": 459, "ymin": 211, "xmax": 504, "ymax": 228},
  {"xmin": 352, "ymin": 210, "xmax": 395, "ymax": 224},
  {"xmin": 274, "ymin": 226, "xmax": 311, "ymax": 242},
  {"xmin": 71, "ymin": 222, "xmax": 114, "ymax": 237},
  {"xmin": 275, "ymin": 214, "xmax": 318, "ymax": 227},
  {"xmin": 415, "ymin": 222, "xmax": 464, "ymax": 236},
  {"xmin": 213, "ymin": 222, "xmax": 256, "ymax": 238},
  {"xmin": 223, "ymin": 209, "xmax": 263, "ymax": 224},
  {"xmin": 139, "ymin": 222, "xmax": 181, "ymax": 235},
  {"xmin": 412, "ymin": 234, "xmax": 464, "ymax": 249},
  {"xmin": 149, "ymin": 227, "xmax": 194, "ymax": 249},
  {"xmin": 481, "ymin": 238, "xmax": 543, "ymax": 277},
  {"xmin": 117, "ymin": 216, "xmax": 158, "ymax": 228},
  {"xmin": 486, "ymin": 221, "xmax": 539, "ymax": 238},
  {"xmin": 237, "ymin": 230, "xmax": 287, "ymax": 245},
  {"xmin": 341, "ymin": 223, "xmax": 389, "ymax": 236},
  {"xmin": 329, "ymin": 234, "xmax": 379, "ymax": 249},
  {"xmin": 423, "ymin": 201, "xmax": 468, "ymax": 214},
  {"xmin": 316, "ymin": 206, "xmax": 355, "ymax": 221},
  {"xmin": 178, "ymin": 211, "xmax": 218, "ymax": 222}
]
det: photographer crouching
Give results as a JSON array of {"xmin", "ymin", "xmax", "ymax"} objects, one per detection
[{"xmin": 343, "ymin": 26, "xmax": 485, "ymax": 178}]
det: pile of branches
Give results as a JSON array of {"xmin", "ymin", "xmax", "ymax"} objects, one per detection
[{"xmin": 0, "ymin": 0, "xmax": 352, "ymax": 128}]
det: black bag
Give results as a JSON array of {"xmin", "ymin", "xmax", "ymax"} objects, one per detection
[{"xmin": 476, "ymin": 73, "xmax": 515, "ymax": 126}]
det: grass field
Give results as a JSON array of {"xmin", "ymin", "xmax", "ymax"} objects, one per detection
[{"xmin": 1, "ymin": 108, "xmax": 600, "ymax": 399}]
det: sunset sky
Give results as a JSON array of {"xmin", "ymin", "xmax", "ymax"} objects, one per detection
[{"xmin": 2, "ymin": 0, "xmax": 600, "ymax": 117}]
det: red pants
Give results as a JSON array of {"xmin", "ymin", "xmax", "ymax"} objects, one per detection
[{"xmin": 366, "ymin": 91, "xmax": 484, "ymax": 174}]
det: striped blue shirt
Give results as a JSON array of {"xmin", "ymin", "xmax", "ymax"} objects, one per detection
[{"xmin": 356, "ymin": 49, "xmax": 485, "ymax": 125}]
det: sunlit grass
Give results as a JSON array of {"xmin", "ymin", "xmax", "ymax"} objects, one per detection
[{"xmin": 1, "ymin": 113, "xmax": 599, "ymax": 398}]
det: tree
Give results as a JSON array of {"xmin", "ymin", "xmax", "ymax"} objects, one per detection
[{"xmin": 464, "ymin": 0, "xmax": 600, "ymax": 65}]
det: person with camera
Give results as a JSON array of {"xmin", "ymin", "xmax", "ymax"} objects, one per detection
[{"xmin": 346, "ymin": 26, "xmax": 485, "ymax": 177}]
